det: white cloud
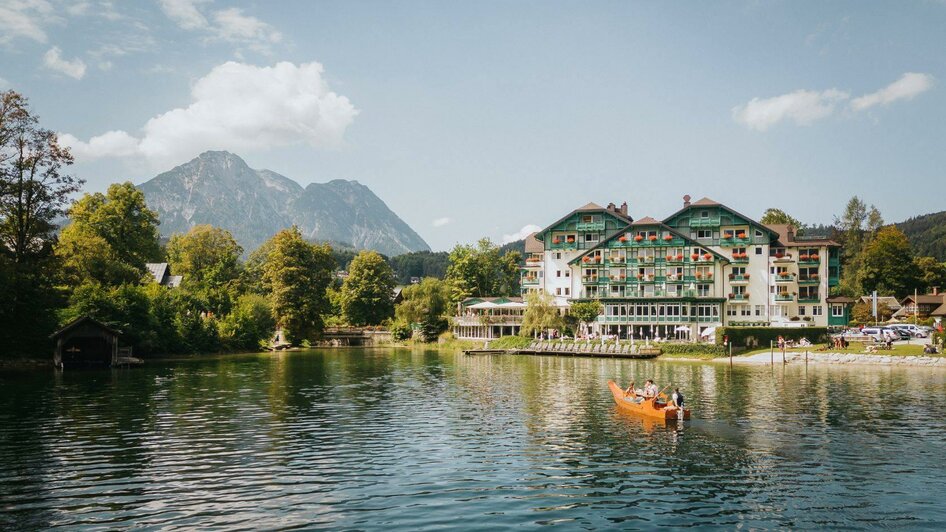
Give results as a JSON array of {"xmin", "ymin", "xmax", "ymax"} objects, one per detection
[
  {"xmin": 61, "ymin": 61, "xmax": 358, "ymax": 166},
  {"xmin": 502, "ymin": 224, "xmax": 541, "ymax": 245},
  {"xmin": 0, "ymin": 0, "xmax": 54, "ymax": 44},
  {"xmin": 158, "ymin": 0, "xmax": 209, "ymax": 30},
  {"xmin": 432, "ymin": 217, "xmax": 451, "ymax": 227},
  {"xmin": 59, "ymin": 130, "xmax": 141, "ymax": 159},
  {"xmin": 850, "ymin": 72, "xmax": 935, "ymax": 111},
  {"xmin": 734, "ymin": 72, "xmax": 936, "ymax": 131},
  {"xmin": 159, "ymin": 0, "xmax": 280, "ymax": 51},
  {"xmin": 42, "ymin": 47, "xmax": 87, "ymax": 79},
  {"xmin": 213, "ymin": 8, "xmax": 281, "ymax": 46},
  {"xmin": 732, "ymin": 89, "xmax": 848, "ymax": 131}
]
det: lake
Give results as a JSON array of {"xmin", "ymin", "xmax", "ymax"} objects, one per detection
[{"xmin": 2, "ymin": 348, "xmax": 946, "ymax": 529}]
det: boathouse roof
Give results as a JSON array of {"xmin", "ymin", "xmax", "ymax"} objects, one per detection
[{"xmin": 50, "ymin": 316, "xmax": 121, "ymax": 340}]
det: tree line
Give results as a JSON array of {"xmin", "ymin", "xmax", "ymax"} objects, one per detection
[{"xmin": 0, "ymin": 89, "xmax": 523, "ymax": 357}]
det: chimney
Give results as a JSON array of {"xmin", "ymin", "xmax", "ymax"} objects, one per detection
[
  {"xmin": 786, "ymin": 226, "xmax": 795, "ymax": 242},
  {"xmin": 620, "ymin": 201, "xmax": 628, "ymax": 216},
  {"xmin": 683, "ymin": 194, "xmax": 691, "ymax": 208},
  {"xmin": 933, "ymin": 286, "xmax": 940, "ymax": 296},
  {"xmin": 607, "ymin": 202, "xmax": 616, "ymax": 212}
]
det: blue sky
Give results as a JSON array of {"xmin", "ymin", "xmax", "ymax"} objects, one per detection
[{"xmin": 1, "ymin": 1, "xmax": 944, "ymax": 251}]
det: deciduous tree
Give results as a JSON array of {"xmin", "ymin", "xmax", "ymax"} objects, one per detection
[
  {"xmin": 166, "ymin": 225, "xmax": 242, "ymax": 312},
  {"xmin": 446, "ymin": 238, "xmax": 521, "ymax": 303},
  {"xmin": 341, "ymin": 250, "xmax": 395, "ymax": 326},
  {"xmin": 521, "ymin": 292, "xmax": 564, "ymax": 338},
  {"xmin": 261, "ymin": 227, "xmax": 335, "ymax": 343},
  {"xmin": 859, "ymin": 226, "xmax": 921, "ymax": 298},
  {"xmin": 394, "ymin": 277, "xmax": 450, "ymax": 341}
]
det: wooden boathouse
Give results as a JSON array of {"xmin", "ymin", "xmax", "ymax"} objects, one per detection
[{"xmin": 51, "ymin": 316, "xmax": 121, "ymax": 368}]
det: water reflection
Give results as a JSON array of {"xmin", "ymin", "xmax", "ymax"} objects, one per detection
[{"xmin": 1, "ymin": 350, "xmax": 946, "ymax": 529}]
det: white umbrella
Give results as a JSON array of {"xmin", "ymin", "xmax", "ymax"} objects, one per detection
[{"xmin": 700, "ymin": 326, "xmax": 716, "ymax": 339}]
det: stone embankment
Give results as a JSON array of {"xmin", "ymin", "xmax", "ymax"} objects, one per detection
[{"xmin": 733, "ymin": 351, "xmax": 946, "ymax": 367}]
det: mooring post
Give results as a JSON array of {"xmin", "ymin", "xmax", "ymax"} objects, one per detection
[
  {"xmin": 805, "ymin": 349, "xmax": 808, "ymax": 365},
  {"xmin": 770, "ymin": 340, "xmax": 773, "ymax": 366},
  {"xmin": 729, "ymin": 342, "xmax": 733, "ymax": 367}
]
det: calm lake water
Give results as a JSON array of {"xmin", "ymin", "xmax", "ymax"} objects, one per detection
[{"xmin": 2, "ymin": 349, "xmax": 946, "ymax": 529}]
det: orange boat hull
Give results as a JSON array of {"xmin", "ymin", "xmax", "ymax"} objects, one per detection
[{"xmin": 608, "ymin": 380, "xmax": 690, "ymax": 420}]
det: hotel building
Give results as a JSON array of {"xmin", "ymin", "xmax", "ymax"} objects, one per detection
[{"xmin": 512, "ymin": 196, "xmax": 843, "ymax": 340}]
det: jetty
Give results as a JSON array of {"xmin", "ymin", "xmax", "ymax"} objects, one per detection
[{"xmin": 465, "ymin": 340, "xmax": 661, "ymax": 359}]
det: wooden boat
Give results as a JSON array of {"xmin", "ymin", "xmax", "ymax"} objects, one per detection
[{"xmin": 607, "ymin": 380, "xmax": 690, "ymax": 420}]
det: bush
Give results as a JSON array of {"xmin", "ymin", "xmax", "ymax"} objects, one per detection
[
  {"xmin": 218, "ymin": 294, "xmax": 275, "ymax": 351},
  {"xmin": 489, "ymin": 335, "xmax": 533, "ymax": 349},
  {"xmin": 659, "ymin": 343, "xmax": 728, "ymax": 356},
  {"xmin": 716, "ymin": 326, "xmax": 828, "ymax": 348},
  {"xmin": 390, "ymin": 320, "xmax": 413, "ymax": 341}
]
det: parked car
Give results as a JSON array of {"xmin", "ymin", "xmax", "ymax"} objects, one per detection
[{"xmin": 889, "ymin": 324, "xmax": 927, "ymax": 338}]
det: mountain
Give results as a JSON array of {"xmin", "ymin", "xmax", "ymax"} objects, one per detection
[
  {"xmin": 138, "ymin": 151, "xmax": 430, "ymax": 256},
  {"xmin": 897, "ymin": 211, "xmax": 946, "ymax": 261}
]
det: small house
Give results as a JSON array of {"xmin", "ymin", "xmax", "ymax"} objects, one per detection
[
  {"xmin": 145, "ymin": 262, "xmax": 183, "ymax": 287},
  {"xmin": 51, "ymin": 316, "xmax": 121, "ymax": 368}
]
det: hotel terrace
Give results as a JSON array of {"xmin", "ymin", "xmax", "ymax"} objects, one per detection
[{"xmin": 455, "ymin": 196, "xmax": 845, "ymax": 340}]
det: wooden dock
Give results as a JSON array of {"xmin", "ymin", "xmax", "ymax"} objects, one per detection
[{"xmin": 464, "ymin": 341, "xmax": 660, "ymax": 359}]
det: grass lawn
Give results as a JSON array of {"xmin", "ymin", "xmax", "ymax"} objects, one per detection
[
  {"xmin": 657, "ymin": 352, "xmax": 722, "ymax": 360},
  {"xmin": 739, "ymin": 343, "xmax": 941, "ymax": 357}
]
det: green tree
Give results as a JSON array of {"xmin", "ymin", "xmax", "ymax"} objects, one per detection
[
  {"xmin": 859, "ymin": 226, "xmax": 921, "ymax": 298},
  {"xmin": 445, "ymin": 238, "xmax": 521, "ymax": 303},
  {"xmin": 341, "ymin": 250, "xmax": 396, "ymax": 326},
  {"xmin": 57, "ymin": 182, "xmax": 161, "ymax": 286},
  {"xmin": 394, "ymin": 277, "xmax": 450, "ymax": 341},
  {"xmin": 261, "ymin": 227, "xmax": 335, "ymax": 343},
  {"xmin": 851, "ymin": 300, "xmax": 893, "ymax": 324},
  {"xmin": 521, "ymin": 292, "xmax": 564, "ymax": 338},
  {"xmin": 166, "ymin": 225, "xmax": 243, "ymax": 313},
  {"xmin": 569, "ymin": 300, "xmax": 602, "ymax": 336},
  {"xmin": 218, "ymin": 293, "xmax": 275, "ymax": 351},
  {"xmin": 0, "ymin": 90, "xmax": 82, "ymax": 355},
  {"xmin": 759, "ymin": 208, "xmax": 802, "ymax": 232},
  {"xmin": 866, "ymin": 205, "xmax": 884, "ymax": 235},
  {"xmin": 913, "ymin": 256, "xmax": 946, "ymax": 292}
]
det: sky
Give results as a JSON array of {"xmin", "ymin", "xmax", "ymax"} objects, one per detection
[{"xmin": 1, "ymin": 0, "xmax": 944, "ymax": 252}]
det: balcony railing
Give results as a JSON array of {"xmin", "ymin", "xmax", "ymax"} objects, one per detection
[
  {"xmin": 719, "ymin": 237, "xmax": 751, "ymax": 247},
  {"xmin": 728, "ymin": 274, "xmax": 750, "ymax": 283},
  {"xmin": 797, "ymin": 255, "xmax": 821, "ymax": 265},
  {"xmin": 615, "ymin": 237, "xmax": 686, "ymax": 247},
  {"xmin": 728, "ymin": 294, "xmax": 750, "ymax": 301},
  {"xmin": 549, "ymin": 240, "xmax": 578, "ymax": 250},
  {"xmin": 689, "ymin": 218, "xmax": 720, "ymax": 227},
  {"xmin": 775, "ymin": 294, "xmax": 794, "ymax": 302},
  {"xmin": 797, "ymin": 275, "xmax": 820, "ymax": 285},
  {"xmin": 522, "ymin": 277, "xmax": 540, "ymax": 285},
  {"xmin": 575, "ymin": 221, "xmax": 606, "ymax": 231},
  {"xmin": 798, "ymin": 295, "xmax": 821, "ymax": 303},
  {"xmin": 775, "ymin": 273, "xmax": 796, "ymax": 283}
]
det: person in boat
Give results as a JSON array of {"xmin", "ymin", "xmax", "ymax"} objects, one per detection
[
  {"xmin": 671, "ymin": 388, "xmax": 684, "ymax": 408},
  {"xmin": 643, "ymin": 379, "xmax": 658, "ymax": 398},
  {"xmin": 624, "ymin": 381, "xmax": 636, "ymax": 397}
]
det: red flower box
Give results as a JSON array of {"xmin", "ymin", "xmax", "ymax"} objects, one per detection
[
  {"xmin": 634, "ymin": 235, "xmax": 644, "ymax": 242},
  {"xmin": 691, "ymin": 253, "xmax": 699, "ymax": 261},
  {"xmin": 745, "ymin": 273, "xmax": 750, "ymax": 279},
  {"xmin": 567, "ymin": 237, "xmax": 575, "ymax": 243},
  {"xmin": 648, "ymin": 235, "xmax": 658, "ymax": 242},
  {"xmin": 703, "ymin": 253, "xmax": 712, "ymax": 261},
  {"xmin": 800, "ymin": 254, "xmax": 810, "ymax": 261},
  {"xmin": 811, "ymin": 254, "xmax": 820, "ymax": 260},
  {"xmin": 553, "ymin": 238, "xmax": 561, "ymax": 244},
  {"xmin": 583, "ymin": 257, "xmax": 590, "ymax": 262},
  {"xmin": 737, "ymin": 232, "xmax": 747, "ymax": 239},
  {"xmin": 663, "ymin": 235, "xmax": 673, "ymax": 241},
  {"xmin": 619, "ymin": 236, "xmax": 628, "ymax": 242},
  {"xmin": 775, "ymin": 252, "xmax": 785, "ymax": 259},
  {"xmin": 666, "ymin": 255, "xmax": 674, "ymax": 261},
  {"xmin": 676, "ymin": 254, "xmax": 684, "ymax": 260}
]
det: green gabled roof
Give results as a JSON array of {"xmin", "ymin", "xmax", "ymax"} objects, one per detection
[
  {"xmin": 662, "ymin": 197, "xmax": 778, "ymax": 237},
  {"xmin": 567, "ymin": 219, "xmax": 731, "ymax": 265},
  {"xmin": 534, "ymin": 203, "xmax": 632, "ymax": 241}
]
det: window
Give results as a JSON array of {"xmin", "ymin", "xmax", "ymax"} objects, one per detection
[
  {"xmin": 701, "ymin": 211, "xmax": 709, "ymax": 218},
  {"xmin": 755, "ymin": 230, "xmax": 763, "ymax": 237},
  {"xmin": 798, "ymin": 306, "xmax": 806, "ymax": 316},
  {"xmin": 755, "ymin": 305, "xmax": 764, "ymax": 316},
  {"xmin": 556, "ymin": 288, "xmax": 562, "ymax": 295},
  {"xmin": 585, "ymin": 233, "xmax": 599, "ymax": 242},
  {"xmin": 697, "ymin": 230, "xmax": 712, "ymax": 239},
  {"xmin": 832, "ymin": 304, "xmax": 844, "ymax": 317},
  {"xmin": 564, "ymin": 288, "xmax": 570, "ymax": 296},
  {"xmin": 813, "ymin": 306, "xmax": 823, "ymax": 316},
  {"xmin": 555, "ymin": 252, "xmax": 562, "ymax": 260},
  {"xmin": 556, "ymin": 270, "xmax": 561, "ymax": 278},
  {"xmin": 565, "ymin": 270, "xmax": 570, "ymax": 277},
  {"xmin": 756, "ymin": 247, "xmax": 763, "ymax": 255}
]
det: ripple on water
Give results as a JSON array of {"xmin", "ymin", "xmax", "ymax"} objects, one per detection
[{"xmin": 2, "ymin": 350, "xmax": 946, "ymax": 529}]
